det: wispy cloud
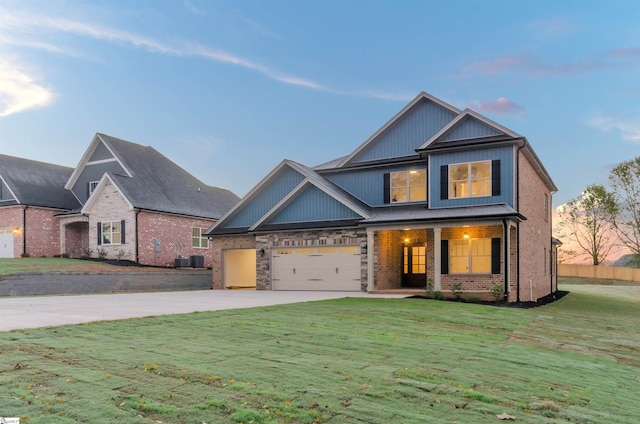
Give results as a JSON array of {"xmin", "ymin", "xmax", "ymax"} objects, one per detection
[
  {"xmin": 0, "ymin": 57, "xmax": 55, "ymax": 117},
  {"xmin": 588, "ymin": 116, "xmax": 640, "ymax": 143},
  {"xmin": 528, "ymin": 17, "xmax": 576, "ymax": 39},
  {"xmin": 0, "ymin": 6, "xmax": 409, "ymax": 116},
  {"xmin": 183, "ymin": 0, "xmax": 207, "ymax": 17},
  {"xmin": 460, "ymin": 41, "xmax": 640, "ymax": 79},
  {"xmin": 469, "ymin": 97, "xmax": 525, "ymax": 115},
  {"xmin": 460, "ymin": 54, "xmax": 607, "ymax": 78}
]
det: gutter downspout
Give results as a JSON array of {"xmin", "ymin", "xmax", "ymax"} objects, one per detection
[
  {"xmin": 515, "ymin": 138, "xmax": 527, "ymax": 303},
  {"xmin": 503, "ymin": 219, "xmax": 509, "ymax": 302},
  {"xmin": 22, "ymin": 205, "xmax": 28, "ymax": 256},
  {"xmin": 135, "ymin": 209, "xmax": 141, "ymax": 264}
]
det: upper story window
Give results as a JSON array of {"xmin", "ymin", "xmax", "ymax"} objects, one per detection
[
  {"xmin": 192, "ymin": 227, "xmax": 209, "ymax": 249},
  {"xmin": 89, "ymin": 181, "xmax": 100, "ymax": 197},
  {"xmin": 449, "ymin": 161, "xmax": 491, "ymax": 199},
  {"xmin": 389, "ymin": 169, "xmax": 426, "ymax": 203},
  {"xmin": 544, "ymin": 193, "xmax": 549, "ymax": 222}
]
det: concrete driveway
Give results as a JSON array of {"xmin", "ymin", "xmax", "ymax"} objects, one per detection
[{"xmin": 0, "ymin": 290, "xmax": 407, "ymax": 331}]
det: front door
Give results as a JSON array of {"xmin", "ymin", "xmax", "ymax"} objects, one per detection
[{"xmin": 403, "ymin": 244, "xmax": 426, "ymax": 288}]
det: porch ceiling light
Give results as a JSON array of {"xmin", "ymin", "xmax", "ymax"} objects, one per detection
[{"xmin": 463, "ymin": 232, "xmax": 469, "ymax": 239}]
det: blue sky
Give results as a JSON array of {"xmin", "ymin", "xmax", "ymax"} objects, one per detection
[{"xmin": 1, "ymin": 0, "xmax": 638, "ymax": 207}]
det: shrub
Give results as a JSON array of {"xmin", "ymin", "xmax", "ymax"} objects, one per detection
[
  {"xmin": 432, "ymin": 291, "xmax": 446, "ymax": 300},
  {"xmin": 490, "ymin": 284, "xmax": 505, "ymax": 302},
  {"xmin": 452, "ymin": 282, "xmax": 463, "ymax": 299},
  {"xmin": 20, "ymin": 253, "xmax": 31, "ymax": 258},
  {"xmin": 81, "ymin": 248, "xmax": 93, "ymax": 259},
  {"xmin": 97, "ymin": 248, "xmax": 108, "ymax": 260}
]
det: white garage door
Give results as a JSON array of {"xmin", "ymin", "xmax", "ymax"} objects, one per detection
[
  {"xmin": 272, "ymin": 245, "xmax": 361, "ymax": 291},
  {"xmin": 0, "ymin": 229, "xmax": 14, "ymax": 258}
]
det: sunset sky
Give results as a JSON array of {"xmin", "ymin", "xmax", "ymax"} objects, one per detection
[{"xmin": 1, "ymin": 0, "xmax": 638, "ymax": 210}]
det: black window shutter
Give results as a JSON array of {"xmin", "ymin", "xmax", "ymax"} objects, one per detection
[
  {"xmin": 121, "ymin": 220, "xmax": 126, "ymax": 244},
  {"xmin": 492, "ymin": 160, "xmax": 501, "ymax": 196},
  {"xmin": 491, "ymin": 237, "xmax": 501, "ymax": 274},
  {"xmin": 441, "ymin": 239, "xmax": 449, "ymax": 274},
  {"xmin": 383, "ymin": 173, "xmax": 391, "ymax": 204},
  {"xmin": 440, "ymin": 165, "xmax": 448, "ymax": 200},
  {"xmin": 97, "ymin": 222, "xmax": 102, "ymax": 246}
]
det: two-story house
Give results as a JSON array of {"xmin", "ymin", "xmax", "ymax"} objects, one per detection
[
  {"xmin": 1, "ymin": 133, "xmax": 239, "ymax": 267},
  {"xmin": 206, "ymin": 92, "xmax": 558, "ymax": 302}
]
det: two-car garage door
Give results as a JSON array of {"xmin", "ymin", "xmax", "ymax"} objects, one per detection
[{"xmin": 272, "ymin": 245, "xmax": 361, "ymax": 291}]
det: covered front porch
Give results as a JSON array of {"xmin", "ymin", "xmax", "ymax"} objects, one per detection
[
  {"xmin": 365, "ymin": 221, "xmax": 518, "ymax": 301},
  {"xmin": 58, "ymin": 214, "xmax": 90, "ymax": 258}
]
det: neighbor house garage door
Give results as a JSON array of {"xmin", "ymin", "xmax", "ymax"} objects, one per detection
[
  {"xmin": 272, "ymin": 245, "xmax": 361, "ymax": 291},
  {"xmin": 0, "ymin": 229, "xmax": 14, "ymax": 258}
]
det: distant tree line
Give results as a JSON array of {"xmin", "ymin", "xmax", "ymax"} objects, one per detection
[{"xmin": 556, "ymin": 156, "xmax": 640, "ymax": 266}]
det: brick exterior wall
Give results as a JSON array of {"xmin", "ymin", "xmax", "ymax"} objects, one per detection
[
  {"xmin": 517, "ymin": 151, "xmax": 554, "ymax": 302},
  {"xmin": 86, "ymin": 179, "xmax": 215, "ymax": 267},
  {"xmin": 0, "ymin": 206, "xmax": 24, "ymax": 257},
  {"xmin": 375, "ymin": 229, "xmax": 435, "ymax": 290},
  {"xmin": 137, "ymin": 211, "xmax": 215, "ymax": 268},
  {"xmin": 0, "ymin": 205, "xmax": 63, "ymax": 257},
  {"xmin": 210, "ymin": 235, "xmax": 256, "ymax": 289},
  {"xmin": 441, "ymin": 225, "xmax": 504, "ymax": 295}
]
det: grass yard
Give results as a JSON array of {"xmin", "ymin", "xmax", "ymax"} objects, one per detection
[{"xmin": 1, "ymin": 286, "xmax": 639, "ymax": 423}]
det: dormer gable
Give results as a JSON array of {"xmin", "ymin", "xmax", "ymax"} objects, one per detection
[{"xmin": 417, "ymin": 109, "xmax": 522, "ymax": 152}]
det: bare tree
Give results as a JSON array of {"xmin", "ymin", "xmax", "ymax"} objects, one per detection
[
  {"xmin": 609, "ymin": 157, "xmax": 640, "ymax": 265},
  {"xmin": 557, "ymin": 184, "xmax": 618, "ymax": 265}
]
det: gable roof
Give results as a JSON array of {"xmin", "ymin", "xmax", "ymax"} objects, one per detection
[
  {"xmin": 0, "ymin": 154, "xmax": 81, "ymax": 210},
  {"xmin": 72, "ymin": 133, "xmax": 239, "ymax": 219},
  {"xmin": 333, "ymin": 91, "xmax": 461, "ymax": 168},
  {"xmin": 417, "ymin": 108, "xmax": 522, "ymax": 151},
  {"xmin": 207, "ymin": 159, "xmax": 371, "ymax": 234}
]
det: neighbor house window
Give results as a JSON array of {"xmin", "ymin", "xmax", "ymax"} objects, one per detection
[
  {"xmin": 192, "ymin": 227, "xmax": 209, "ymax": 248},
  {"xmin": 100, "ymin": 221, "xmax": 122, "ymax": 245},
  {"xmin": 390, "ymin": 169, "xmax": 426, "ymax": 203},
  {"xmin": 449, "ymin": 161, "xmax": 491, "ymax": 199},
  {"xmin": 449, "ymin": 238, "xmax": 491, "ymax": 273},
  {"xmin": 544, "ymin": 193, "xmax": 549, "ymax": 222},
  {"xmin": 89, "ymin": 181, "xmax": 100, "ymax": 197}
]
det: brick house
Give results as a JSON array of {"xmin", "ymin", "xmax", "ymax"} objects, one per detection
[
  {"xmin": 206, "ymin": 92, "xmax": 559, "ymax": 302},
  {"xmin": 1, "ymin": 133, "xmax": 239, "ymax": 267}
]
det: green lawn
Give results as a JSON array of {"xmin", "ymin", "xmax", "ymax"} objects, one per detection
[{"xmin": 1, "ymin": 287, "xmax": 639, "ymax": 423}]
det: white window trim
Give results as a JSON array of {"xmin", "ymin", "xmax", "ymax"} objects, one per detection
[
  {"xmin": 449, "ymin": 160, "xmax": 492, "ymax": 199},
  {"xmin": 89, "ymin": 181, "xmax": 100, "ymax": 197},
  {"xmin": 449, "ymin": 237, "xmax": 492, "ymax": 274},
  {"xmin": 101, "ymin": 221, "xmax": 122, "ymax": 246},
  {"xmin": 192, "ymin": 227, "xmax": 209, "ymax": 249},
  {"xmin": 390, "ymin": 169, "xmax": 427, "ymax": 203}
]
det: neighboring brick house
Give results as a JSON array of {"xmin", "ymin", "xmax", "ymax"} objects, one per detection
[
  {"xmin": 206, "ymin": 91, "xmax": 559, "ymax": 302},
  {"xmin": 1, "ymin": 133, "xmax": 239, "ymax": 267},
  {"xmin": 0, "ymin": 156, "xmax": 81, "ymax": 258}
]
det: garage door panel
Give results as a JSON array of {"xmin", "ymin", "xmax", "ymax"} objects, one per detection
[{"xmin": 272, "ymin": 246, "xmax": 361, "ymax": 291}]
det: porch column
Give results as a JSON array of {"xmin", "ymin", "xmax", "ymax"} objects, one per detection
[
  {"xmin": 433, "ymin": 227, "xmax": 441, "ymax": 291},
  {"xmin": 366, "ymin": 229, "xmax": 375, "ymax": 292},
  {"xmin": 59, "ymin": 221, "xmax": 66, "ymax": 256}
]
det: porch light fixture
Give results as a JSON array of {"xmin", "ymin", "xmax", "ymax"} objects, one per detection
[
  {"xmin": 463, "ymin": 232, "xmax": 469, "ymax": 239},
  {"xmin": 13, "ymin": 227, "xmax": 22, "ymax": 236},
  {"xmin": 404, "ymin": 238, "xmax": 410, "ymax": 243},
  {"xmin": 259, "ymin": 248, "xmax": 266, "ymax": 257}
]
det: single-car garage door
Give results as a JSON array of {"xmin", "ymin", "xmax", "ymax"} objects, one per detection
[
  {"xmin": 272, "ymin": 245, "xmax": 361, "ymax": 291},
  {"xmin": 0, "ymin": 229, "xmax": 14, "ymax": 258}
]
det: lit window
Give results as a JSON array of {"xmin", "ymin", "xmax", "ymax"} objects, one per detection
[
  {"xmin": 391, "ymin": 169, "xmax": 426, "ymax": 203},
  {"xmin": 192, "ymin": 227, "xmax": 209, "ymax": 248},
  {"xmin": 449, "ymin": 238, "xmax": 491, "ymax": 273},
  {"xmin": 101, "ymin": 221, "xmax": 121, "ymax": 245},
  {"xmin": 449, "ymin": 161, "xmax": 491, "ymax": 199}
]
